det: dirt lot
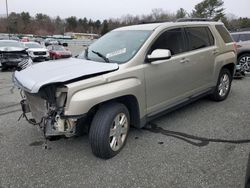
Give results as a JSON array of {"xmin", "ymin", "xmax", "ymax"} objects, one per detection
[{"xmin": 0, "ymin": 71, "xmax": 250, "ymax": 188}]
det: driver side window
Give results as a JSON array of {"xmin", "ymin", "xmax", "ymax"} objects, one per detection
[{"xmin": 150, "ymin": 28, "xmax": 186, "ymax": 56}]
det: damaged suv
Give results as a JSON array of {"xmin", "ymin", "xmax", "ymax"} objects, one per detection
[{"xmin": 14, "ymin": 21, "xmax": 236, "ymax": 159}]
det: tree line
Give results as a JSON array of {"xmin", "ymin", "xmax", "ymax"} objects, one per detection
[{"xmin": 0, "ymin": 0, "xmax": 249, "ymax": 36}]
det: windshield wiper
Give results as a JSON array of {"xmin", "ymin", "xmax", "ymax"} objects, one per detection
[{"xmin": 91, "ymin": 50, "xmax": 109, "ymax": 63}]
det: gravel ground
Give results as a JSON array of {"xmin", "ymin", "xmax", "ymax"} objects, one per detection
[{"xmin": 0, "ymin": 71, "xmax": 250, "ymax": 188}]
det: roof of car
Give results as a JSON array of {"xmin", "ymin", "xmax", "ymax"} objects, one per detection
[
  {"xmin": 23, "ymin": 42, "xmax": 39, "ymax": 44},
  {"xmin": 0, "ymin": 40, "xmax": 19, "ymax": 43},
  {"xmin": 231, "ymin": 31, "xmax": 250, "ymax": 35},
  {"xmin": 114, "ymin": 21, "xmax": 222, "ymax": 31}
]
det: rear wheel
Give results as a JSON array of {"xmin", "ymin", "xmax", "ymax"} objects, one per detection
[
  {"xmin": 89, "ymin": 103, "xmax": 130, "ymax": 159},
  {"xmin": 210, "ymin": 68, "xmax": 232, "ymax": 101}
]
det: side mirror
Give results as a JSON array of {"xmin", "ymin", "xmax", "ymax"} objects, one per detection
[{"xmin": 147, "ymin": 49, "xmax": 171, "ymax": 63}]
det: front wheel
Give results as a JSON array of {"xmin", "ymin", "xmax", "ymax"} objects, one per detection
[
  {"xmin": 210, "ymin": 68, "xmax": 232, "ymax": 101},
  {"xmin": 89, "ymin": 103, "xmax": 130, "ymax": 159}
]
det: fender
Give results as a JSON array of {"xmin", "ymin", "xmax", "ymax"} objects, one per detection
[
  {"xmin": 213, "ymin": 51, "xmax": 236, "ymax": 83},
  {"xmin": 64, "ymin": 78, "xmax": 144, "ymax": 116}
]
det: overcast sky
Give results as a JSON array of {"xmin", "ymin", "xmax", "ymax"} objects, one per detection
[{"xmin": 0, "ymin": 0, "xmax": 249, "ymax": 20}]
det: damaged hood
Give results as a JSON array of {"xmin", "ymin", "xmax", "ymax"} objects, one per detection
[
  {"xmin": 14, "ymin": 58, "xmax": 119, "ymax": 93},
  {"xmin": 0, "ymin": 46, "xmax": 26, "ymax": 52}
]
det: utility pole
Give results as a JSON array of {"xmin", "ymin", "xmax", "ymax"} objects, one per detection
[{"xmin": 5, "ymin": 0, "xmax": 10, "ymax": 39}]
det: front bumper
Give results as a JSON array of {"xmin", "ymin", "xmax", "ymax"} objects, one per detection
[
  {"xmin": 1, "ymin": 59, "xmax": 22, "ymax": 67},
  {"xmin": 20, "ymin": 92, "xmax": 85, "ymax": 138},
  {"xmin": 29, "ymin": 54, "xmax": 50, "ymax": 62}
]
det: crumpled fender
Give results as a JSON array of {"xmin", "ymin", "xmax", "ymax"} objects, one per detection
[{"xmin": 64, "ymin": 78, "xmax": 143, "ymax": 116}]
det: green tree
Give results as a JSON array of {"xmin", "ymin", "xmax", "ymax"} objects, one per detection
[
  {"xmin": 176, "ymin": 8, "xmax": 187, "ymax": 19},
  {"xmin": 239, "ymin": 17, "xmax": 250, "ymax": 28},
  {"xmin": 101, "ymin": 20, "xmax": 109, "ymax": 35},
  {"xmin": 95, "ymin": 20, "xmax": 101, "ymax": 33},
  {"xmin": 66, "ymin": 16, "xmax": 78, "ymax": 31},
  {"xmin": 8, "ymin": 12, "xmax": 21, "ymax": 33},
  {"xmin": 192, "ymin": 0, "xmax": 225, "ymax": 21}
]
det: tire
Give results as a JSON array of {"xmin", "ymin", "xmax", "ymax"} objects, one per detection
[
  {"xmin": 210, "ymin": 68, "xmax": 232, "ymax": 101},
  {"xmin": 238, "ymin": 53, "xmax": 250, "ymax": 73},
  {"xmin": 89, "ymin": 103, "xmax": 130, "ymax": 159}
]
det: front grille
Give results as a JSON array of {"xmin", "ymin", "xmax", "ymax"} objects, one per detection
[
  {"xmin": 34, "ymin": 52, "xmax": 46, "ymax": 55},
  {"xmin": 3, "ymin": 53, "xmax": 28, "ymax": 59}
]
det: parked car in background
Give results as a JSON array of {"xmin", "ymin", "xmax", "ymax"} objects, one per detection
[
  {"xmin": 47, "ymin": 45, "xmax": 72, "ymax": 60},
  {"xmin": 231, "ymin": 31, "xmax": 250, "ymax": 76},
  {"xmin": 44, "ymin": 38, "xmax": 59, "ymax": 46},
  {"xmin": 0, "ymin": 40, "xmax": 31, "ymax": 71},
  {"xmin": 23, "ymin": 42, "xmax": 50, "ymax": 62},
  {"xmin": 21, "ymin": 37, "xmax": 29, "ymax": 42}
]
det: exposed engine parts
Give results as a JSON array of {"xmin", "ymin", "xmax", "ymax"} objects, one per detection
[{"xmin": 19, "ymin": 86, "xmax": 77, "ymax": 138}]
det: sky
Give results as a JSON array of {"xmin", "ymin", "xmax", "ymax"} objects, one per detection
[{"xmin": 0, "ymin": 0, "xmax": 249, "ymax": 20}]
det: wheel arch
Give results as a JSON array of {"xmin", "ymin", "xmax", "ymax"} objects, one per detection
[
  {"xmin": 237, "ymin": 51, "xmax": 250, "ymax": 61},
  {"xmin": 221, "ymin": 63, "xmax": 236, "ymax": 77},
  {"xmin": 86, "ymin": 95, "xmax": 141, "ymax": 128}
]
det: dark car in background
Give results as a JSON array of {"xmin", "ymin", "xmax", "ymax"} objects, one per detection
[
  {"xmin": 47, "ymin": 45, "xmax": 72, "ymax": 60},
  {"xmin": 0, "ymin": 40, "xmax": 31, "ymax": 71},
  {"xmin": 231, "ymin": 31, "xmax": 250, "ymax": 75},
  {"xmin": 44, "ymin": 38, "xmax": 59, "ymax": 46}
]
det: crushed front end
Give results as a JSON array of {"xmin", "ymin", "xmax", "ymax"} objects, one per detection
[{"xmin": 18, "ymin": 85, "xmax": 79, "ymax": 138}]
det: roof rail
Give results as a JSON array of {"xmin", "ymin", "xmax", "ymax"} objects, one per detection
[
  {"xmin": 138, "ymin": 20, "xmax": 170, "ymax": 24},
  {"xmin": 176, "ymin": 18, "xmax": 213, "ymax": 22}
]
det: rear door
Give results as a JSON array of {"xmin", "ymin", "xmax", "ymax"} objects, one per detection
[{"xmin": 184, "ymin": 26, "xmax": 216, "ymax": 89}]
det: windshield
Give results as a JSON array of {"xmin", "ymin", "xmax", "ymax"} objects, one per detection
[
  {"xmin": 80, "ymin": 30, "xmax": 152, "ymax": 63},
  {"xmin": 0, "ymin": 41, "xmax": 24, "ymax": 48},
  {"xmin": 25, "ymin": 42, "xmax": 42, "ymax": 48}
]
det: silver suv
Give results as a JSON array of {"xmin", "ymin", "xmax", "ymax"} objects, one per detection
[
  {"xmin": 231, "ymin": 31, "xmax": 250, "ymax": 74},
  {"xmin": 14, "ymin": 21, "xmax": 236, "ymax": 159}
]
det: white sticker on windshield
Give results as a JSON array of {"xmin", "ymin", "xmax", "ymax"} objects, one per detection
[{"xmin": 106, "ymin": 48, "xmax": 126, "ymax": 58}]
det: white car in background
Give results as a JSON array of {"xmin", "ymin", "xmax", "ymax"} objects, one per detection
[{"xmin": 23, "ymin": 42, "xmax": 50, "ymax": 62}]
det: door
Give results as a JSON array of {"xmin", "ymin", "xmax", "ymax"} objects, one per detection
[
  {"xmin": 184, "ymin": 26, "xmax": 216, "ymax": 88},
  {"xmin": 144, "ymin": 28, "xmax": 196, "ymax": 115}
]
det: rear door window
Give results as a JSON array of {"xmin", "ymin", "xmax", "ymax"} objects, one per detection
[
  {"xmin": 215, "ymin": 25, "xmax": 233, "ymax": 43},
  {"xmin": 185, "ymin": 27, "xmax": 214, "ymax": 51}
]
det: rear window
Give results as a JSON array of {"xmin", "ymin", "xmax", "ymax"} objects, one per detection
[
  {"xmin": 215, "ymin": 25, "xmax": 233, "ymax": 43},
  {"xmin": 185, "ymin": 27, "xmax": 214, "ymax": 51}
]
